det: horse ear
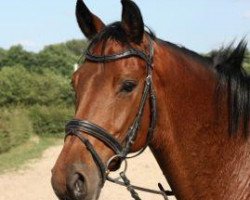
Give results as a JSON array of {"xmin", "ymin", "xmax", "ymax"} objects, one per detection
[
  {"xmin": 76, "ymin": 0, "xmax": 105, "ymax": 40},
  {"xmin": 121, "ymin": 0, "xmax": 144, "ymax": 44}
]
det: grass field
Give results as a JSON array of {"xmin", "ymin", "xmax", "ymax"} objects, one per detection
[{"xmin": 0, "ymin": 135, "xmax": 62, "ymax": 174}]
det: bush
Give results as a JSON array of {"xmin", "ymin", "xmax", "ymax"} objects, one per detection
[
  {"xmin": 0, "ymin": 40, "xmax": 87, "ymax": 76},
  {"xmin": 0, "ymin": 65, "xmax": 74, "ymax": 106},
  {"xmin": 0, "ymin": 45, "xmax": 38, "ymax": 71},
  {"xmin": 36, "ymin": 45, "xmax": 76, "ymax": 76},
  {"xmin": 29, "ymin": 105, "xmax": 74, "ymax": 136},
  {"xmin": 0, "ymin": 108, "xmax": 33, "ymax": 154}
]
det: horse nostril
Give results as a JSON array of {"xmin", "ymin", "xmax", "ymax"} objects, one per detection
[
  {"xmin": 75, "ymin": 174, "xmax": 86, "ymax": 194},
  {"xmin": 72, "ymin": 173, "xmax": 87, "ymax": 199}
]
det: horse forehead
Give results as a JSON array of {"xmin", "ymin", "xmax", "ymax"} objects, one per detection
[
  {"xmin": 91, "ymin": 41, "xmax": 146, "ymax": 71},
  {"xmin": 92, "ymin": 39, "xmax": 126, "ymax": 54},
  {"xmin": 76, "ymin": 59, "xmax": 142, "ymax": 79},
  {"xmin": 73, "ymin": 40, "xmax": 146, "ymax": 83}
]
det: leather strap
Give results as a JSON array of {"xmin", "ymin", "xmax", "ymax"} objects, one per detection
[
  {"xmin": 65, "ymin": 130, "xmax": 107, "ymax": 186},
  {"xmin": 66, "ymin": 120, "xmax": 123, "ymax": 155},
  {"xmin": 121, "ymin": 76, "xmax": 151, "ymax": 157},
  {"xmin": 85, "ymin": 48, "xmax": 151, "ymax": 64}
]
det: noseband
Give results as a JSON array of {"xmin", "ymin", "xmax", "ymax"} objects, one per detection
[{"xmin": 65, "ymin": 35, "xmax": 173, "ymax": 199}]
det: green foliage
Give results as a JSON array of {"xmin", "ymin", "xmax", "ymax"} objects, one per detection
[
  {"xmin": 37, "ymin": 44, "xmax": 76, "ymax": 76},
  {"xmin": 0, "ymin": 39, "xmax": 86, "ymax": 155},
  {"xmin": 29, "ymin": 105, "xmax": 74, "ymax": 136},
  {"xmin": 0, "ymin": 108, "xmax": 33, "ymax": 154},
  {"xmin": 36, "ymin": 39, "xmax": 86, "ymax": 75},
  {"xmin": 0, "ymin": 45, "xmax": 38, "ymax": 71},
  {"xmin": 0, "ymin": 39, "xmax": 86, "ymax": 76},
  {"xmin": 0, "ymin": 48, "xmax": 6, "ymax": 62},
  {"xmin": 64, "ymin": 39, "xmax": 87, "ymax": 57},
  {"xmin": 0, "ymin": 65, "xmax": 74, "ymax": 106}
]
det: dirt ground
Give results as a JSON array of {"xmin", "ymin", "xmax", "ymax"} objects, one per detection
[{"xmin": 0, "ymin": 145, "xmax": 176, "ymax": 200}]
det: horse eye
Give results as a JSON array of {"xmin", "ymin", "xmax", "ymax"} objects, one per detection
[{"xmin": 120, "ymin": 81, "xmax": 137, "ymax": 93}]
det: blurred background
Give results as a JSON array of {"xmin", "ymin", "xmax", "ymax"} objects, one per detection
[{"xmin": 0, "ymin": 1, "xmax": 249, "ymax": 200}]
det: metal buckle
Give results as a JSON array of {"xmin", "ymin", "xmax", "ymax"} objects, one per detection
[{"xmin": 106, "ymin": 155, "xmax": 128, "ymax": 180}]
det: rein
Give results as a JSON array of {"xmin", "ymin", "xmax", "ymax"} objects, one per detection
[{"xmin": 65, "ymin": 35, "xmax": 174, "ymax": 200}]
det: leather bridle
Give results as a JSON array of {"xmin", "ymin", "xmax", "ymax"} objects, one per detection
[{"xmin": 65, "ymin": 35, "xmax": 173, "ymax": 200}]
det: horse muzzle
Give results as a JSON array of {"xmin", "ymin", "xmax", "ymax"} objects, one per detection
[{"xmin": 51, "ymin": 163, "xmax": 101, "ymax": 200}]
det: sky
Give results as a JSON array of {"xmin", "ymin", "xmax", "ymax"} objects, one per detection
[{"xmin": 0, "ymin": 0, "xmax": 250, "ymax": 53}]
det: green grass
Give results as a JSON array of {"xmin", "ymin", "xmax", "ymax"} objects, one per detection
[{"xmin": 0, "ymin": 135, "xmax": 62, "ymax": 174}]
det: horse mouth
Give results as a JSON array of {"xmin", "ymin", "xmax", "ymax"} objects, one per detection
[
  {"xmin": 57, "ymin": 195, "xmax": 99, "ymax": 200},
  {"xmin": 54, "ymin": 188, "xmax": 100, "ymax": 200}
]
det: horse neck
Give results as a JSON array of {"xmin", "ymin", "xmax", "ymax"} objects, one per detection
[{"xmin": 149, "ymin": 41, "xmax": 250, "ymax": 200}]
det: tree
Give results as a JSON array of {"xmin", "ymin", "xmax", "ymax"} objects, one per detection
[
  {"xmin": 65, "ymin": 39, "xmax": 87, "ymax": 57},
  {"xmin": 36, "ymin": 45, "xmax": 75, "ymax": 76},
  {"xmin": 36, "ymin": 39, "xmax": 87, "ymax": 76},
  {"xmin": 0, "ymin": 45, "xmax": 38, "ymax": 70},
  {"xmin": 0, "ymin": 39, "xmax": 87, "ymax": 76},
  {"xmin": 0, "ymin": 65, "xmax": 74, "ymax": 106},
  {"xmin": 0, "ymin": 48, "xmax": 6, "ymax": 62}
]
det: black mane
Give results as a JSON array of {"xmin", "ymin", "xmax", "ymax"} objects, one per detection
[
  {"xmin": 88, "ymin": 22, "xmax": 249, "ymax": 137},
  {"xmin": 91, "ymin": 22, "xmax": 130, "ymax": 47},
  {"xmin": 212, "ymin": 40, "xmax": 249, "ymax": 136}
]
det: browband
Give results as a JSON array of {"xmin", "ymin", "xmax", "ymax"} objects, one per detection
[{"xmin": 85, "ymin": 48, "xmax": 151, "ymax": 64}]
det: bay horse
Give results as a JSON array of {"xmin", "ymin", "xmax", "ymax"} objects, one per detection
[{"xmin": 51, "ymin": 0, "xmax": 250, "ymax": 200}]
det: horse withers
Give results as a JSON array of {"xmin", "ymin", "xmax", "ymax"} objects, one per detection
[{"xmin": 51, "ymin": 0, "xmax": 250, "ymax": 200}]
